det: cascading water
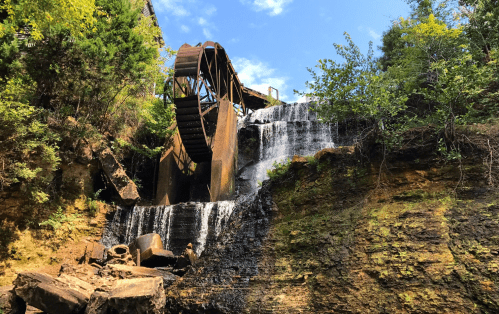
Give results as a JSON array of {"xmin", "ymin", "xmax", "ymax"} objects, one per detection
[
  {"xmin": 238, "ymin": 102, "xmax": 353, "ymax": 191},
  {"xmin": 101, "ymin": 201, "xmax": 235, "ymax": 256},
  {"xmin": 101, "ymin": 102, "xmax": 354, "ymax": 257}
]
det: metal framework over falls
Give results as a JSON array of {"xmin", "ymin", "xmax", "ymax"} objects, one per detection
[
  {"xmin": 157, "ymin": 41, "xmax": 282, "ymax": 205},
  {"xmin": 169, "ymin": 41, "xmax": 272, "ymax": 163}
]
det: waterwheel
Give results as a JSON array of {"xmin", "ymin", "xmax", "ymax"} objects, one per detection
[{"xmin": 172, "ymin": 41, "xmax": 227, "ymax": 163}]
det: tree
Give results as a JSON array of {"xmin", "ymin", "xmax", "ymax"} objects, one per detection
[
  {"xmin": 0, "ymin": 0, "xmax": 96, "ymax": 40},
  {"xmin": 297, "ymin": 33, "xmax": 407, "ymax": 128}
]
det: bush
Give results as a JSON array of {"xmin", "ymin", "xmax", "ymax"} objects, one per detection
[{"xmin": 267, "ymin": 158, "xmax": 291, "ymax": 181}]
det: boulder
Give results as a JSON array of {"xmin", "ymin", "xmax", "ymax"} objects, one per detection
[
  {"xmin": 84, "ymin": 291, "xmax": 109, "ymax": 314},
  {"xmin": 0, "ymin": 285, "xmax": 26, "ymax": 314},
  {"xmin": 13, "ymin": 272, "xmax": 89, "ymax": 314},
  {"xmin": 97, "ymin": 147, "xmax": 139, "ymax": 205},
  {"xmin": 100, "ymin": 264, "xmax": 178, "ymax": 288},
  {"xmin": 85, "ymin": 277, "xmax": 165, "ymax": 314},
  {"xmin": 183, "ymin": 243, "xmax": 197, "ymax": 265},
  {"xmin": 129, "ymin": 233, "xmax": 164, "ymax": 257},
  {"xmin": 85, "ymin": 242, "xmax": 106, "ymax": 265},
  {"xmin": 174, "ymin": 243, "xmax": 197, "ymax": 271}
]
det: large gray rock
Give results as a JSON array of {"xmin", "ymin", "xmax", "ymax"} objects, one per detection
[
  {"xmin": 85, "ymin": 277, "xmax": 165, "ymax": 314},
  {"xmin": 13, "ymin": 272, "xmax": 89, "ymax": 314},
  {"xmin": 97, "ymin": 147, "xmax": 139, "ymax": 205},
  {"xmin": 0, "ymin": 285, "xmax": 26, "ymax": 314}
]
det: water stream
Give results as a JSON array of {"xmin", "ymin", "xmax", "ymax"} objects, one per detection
[
  {"xmin": 238, "ymin": 102, "xmax": 353, "ymax": 190},
  {"xmin": 101, "ymin": 201, "xmax": 235, "ymax": 256}
]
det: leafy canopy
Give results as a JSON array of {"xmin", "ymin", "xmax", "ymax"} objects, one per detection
[{"xmin": 0, "ymin": 0, "xmax": 97, "ymax": 40}]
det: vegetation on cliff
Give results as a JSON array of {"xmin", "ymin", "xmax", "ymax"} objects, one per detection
[{"xmin": 299, "ymin": 0, "xmax": 499, "ymax": 162}]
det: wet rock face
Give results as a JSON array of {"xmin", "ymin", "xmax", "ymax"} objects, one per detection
[{"xmin": 164, "ymin": 183, "xmax": 274, "ymax": 313}]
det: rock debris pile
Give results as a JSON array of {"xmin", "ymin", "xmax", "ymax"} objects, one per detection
[{"xmin": 1, "ymin": 233, "xmax": 197, "ymax": 314}]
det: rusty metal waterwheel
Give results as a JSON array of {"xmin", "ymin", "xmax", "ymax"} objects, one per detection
[{"xmin": 172, "ymin": 42, "xmax": 226, "ymax": 163}]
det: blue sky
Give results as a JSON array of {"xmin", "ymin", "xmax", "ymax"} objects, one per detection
[{"xmin": 151, "ymin": 0, "xmax": 411, "ymax": 103}]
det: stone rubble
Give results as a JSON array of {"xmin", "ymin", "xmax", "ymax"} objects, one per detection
[{"xmin": 4, "ymin": 235, "xmax": 198, "ymax": 314}]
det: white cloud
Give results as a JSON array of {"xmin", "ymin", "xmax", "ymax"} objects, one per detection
[
  {"xmin": 358, "ymin": 25, "xmax": 381, "ymax": 41},
  {"xmin": 241, "ymin": 0, "xmax": 292, "ymax": 16},
  {"xmin": 156, "ymin": 0, "xmax": 190, "ymax": 16},
  {"xmin": 205, "ymin": 5, "xmax": 217, "ymax": 16},
  {"xmin": 203, "ymin": 28, "xmax": 213, "ymax": 39},
  {"xmin": 198, "ymin": 17, "xmax": 207, "ymax": 26},
  {"xmin": 180, "ymin": 25, "xmax": 190, "ymax": 33},
  {"xmin": 233, "ymin": 57, "xmax": 289, "ymax": 101},
  {"xmin": 198, "ymin": 17, "xmax": 214, "ymax": 39},
  {"xmin": 368, "ymin": 28, "xmax": 381, "ymax": 40}
]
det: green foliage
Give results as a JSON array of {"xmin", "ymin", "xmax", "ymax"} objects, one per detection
[
  {"xmin": 267, "ymin": 158, "xmax": 291, "ymax": 181},
  {"xmin": 0, "ymin": 0, "xmax": 97, "ymax": 40},
  {"xmin": 86, "ymin": 189, "xmax": 102, "ymax": 216},
  {"xmin": 265, "ymin": 94, "xmax": 281, "ymax": 107},
  {"xmin": 0, "ymin": 78, "xmax": 60, "ymax": 203},
  {"xmin": 305, "ymin": 156, "xmax": 318, "ymax": 168},
  {"xmin": 0, "ymin": 0, "xmax": 176, "ymax": 217},
  {"xmin": 39, "ymin": 207, "xmax": 81, "ymax": 231}
]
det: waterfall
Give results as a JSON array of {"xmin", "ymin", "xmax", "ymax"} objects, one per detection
[
  {"xmin": 101, "ymin": 102, "xmax": 354, "ymax": 260},
  {"xmin": 101, "ymin": 201, "xmax": 235, "ymax": 256},
  {"xmin": 238, "ymin": 102, "xmax": 349, "ymax": 190}
]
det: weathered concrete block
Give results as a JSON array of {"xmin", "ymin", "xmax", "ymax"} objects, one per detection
[
  {"xmin": 140, "ymin": 248, "xmax": 176, "ymax": 268},
  {"xmin": 106, "ymin": 244, "xmax": 135, "ymax": 266},
  {"xmin": 14, "ymin": 272, "xmax": 88, "ymax": 314},
  {"xmin": 0, "ymin": 285, "xmax": 26, "ymax": 314},
  {"xmin": 85, "ymin": 278, "xmax": 165, "ymax": 314}
]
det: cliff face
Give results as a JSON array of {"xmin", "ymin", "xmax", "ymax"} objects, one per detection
[
  {"xmin": 162, "ymin": 125, "xmax": 499, "ymax": 313},
  {"xmin": 246, "ymin": 145, "xmax": 499, "ymax": 313}
]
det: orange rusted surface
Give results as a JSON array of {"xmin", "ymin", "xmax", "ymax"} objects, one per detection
[{"xmin": 210, "ymin": 99, "xmax": 237, "ymax": 202}]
